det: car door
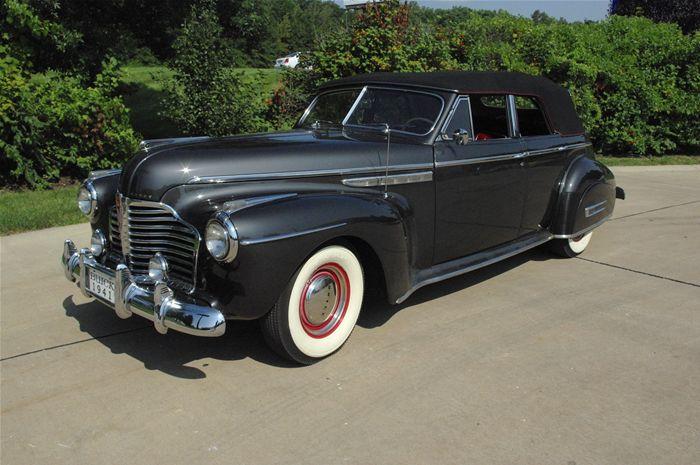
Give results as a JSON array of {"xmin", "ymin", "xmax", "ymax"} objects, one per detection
[
  {"xmin": 513, "ymin": 95, "xmax": 571, "ymax": 235},
  {"xmin": 433, "ymin": 95, "xmax": 527, "ymax": 264}
]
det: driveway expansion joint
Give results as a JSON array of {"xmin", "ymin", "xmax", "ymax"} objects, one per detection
[
  {"xmin": 575, "ymin": 257, "xmax": 699, "ymax": 288},
  {"xmin": 0, "ymin": 326, "xmax": 151, "ymax": 362},
  {"xmin": 611, "ymin": 199, "xmax": 700, "ymax": 221}
]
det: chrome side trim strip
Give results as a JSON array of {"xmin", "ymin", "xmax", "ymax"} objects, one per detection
[
  {"xmin": 435, "ymin": 142, "xmax": 592, "ymax": 168},
  {"xmin": 396, "ymin": 232, "xmax": 553, "ymax": 304},
  {"xmin": 553, "ymin": 213, "xmax": 612, "ymax": 239},
  {"xmin": 222, "ymin": 193, "xmax": 297, "ymax": 214},
  {"xmin": 87, "ymin": 168, "xmax": 121, "ymax": 180},
  {"xmin": 342, "ymin": 171, "xmax": 433, "ymax": 187},
  {"xmin": 584, "ymin": 200, "xmax": 608, "ymax": 218},
  {"xmin": 526, "ymin": 142, "xmax": 591, "ymax": 157},
  {"xmin": 187, "ymin": 163, "xmax": 434, "ymax": 184},
  {"xmin": 435, "ymin": 152, "xmax": 528, "ymax": 167},
  {"xmin": 240, "ymin": 223, "xmax": 347, "ymax": 246}
]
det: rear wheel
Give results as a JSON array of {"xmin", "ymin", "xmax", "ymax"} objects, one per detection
[
  {"xmin": 549, "ymin": 231, "xmax": 593, "ymax": 258},
  {"xmin": 261, "ymin": 245, "xmax": 364, "ymax": 364}
]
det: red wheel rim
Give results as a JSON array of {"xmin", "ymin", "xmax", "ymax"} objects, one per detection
[{"xmin": 299, "ymin": 262, "xmax": 351, "ymax": 338}]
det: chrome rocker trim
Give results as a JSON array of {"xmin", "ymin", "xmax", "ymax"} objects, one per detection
[{"xmin": 61, "ymin": 240, "xmax": 225, "ymax": 337}]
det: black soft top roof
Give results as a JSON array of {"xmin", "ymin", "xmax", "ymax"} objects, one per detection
[{"xmin": 319, "ymin": 71, "xmax": 584, "ymax": 136}]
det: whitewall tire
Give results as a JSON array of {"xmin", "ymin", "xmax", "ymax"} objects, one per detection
[
  {"xmin": 261, "ymin": 245, "xmax": 364, "ymax": 364},
  {"xmin": 549, "ymin": 231, "xmax": 593, "ymax": 258}
]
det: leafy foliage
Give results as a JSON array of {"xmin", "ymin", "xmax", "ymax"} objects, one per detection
[
  {"xmin": 609, "ymin": 0, "xmax": 699, "ymax": 33},
  {"xmin": 0, "ymin": 54, "xmax": 139, "ymax": 188},
  {"xmin": 271, "ymin": 3, "xmax": 699, "ymax": 155},
  {"xmin": 161, "ymin": 0, "xmax": 267, "ymax": 136}
]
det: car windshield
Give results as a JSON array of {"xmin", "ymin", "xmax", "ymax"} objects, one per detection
[
  {"xmin": 299, "ymin": 89, "xmax": 361, "ymax": 128},
  {"xmin": 299, "ymin": 87, "xmax": 443, "ymax": 135}
]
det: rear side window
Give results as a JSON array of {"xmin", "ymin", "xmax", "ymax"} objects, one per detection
[
  {"xmin": 470, "ymin": 95, "xmax": 509, "ymax": 140},
  {"xmin": 515, "ymin": 96, "xmax": 551, "ymax": 137}
]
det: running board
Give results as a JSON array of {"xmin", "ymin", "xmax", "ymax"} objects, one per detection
[{"xmin": 395, "ymin": 231, "xmax": 553, "ymax": 304}]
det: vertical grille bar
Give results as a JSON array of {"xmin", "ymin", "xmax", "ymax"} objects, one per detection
[{"xmin": 110, "ymin": 196, "xmax": 200, "ymax": 292}]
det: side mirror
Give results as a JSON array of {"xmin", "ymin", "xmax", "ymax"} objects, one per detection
[{"xmin": 452, "ymin": 129, "xmax": 471, "ymax": 145}]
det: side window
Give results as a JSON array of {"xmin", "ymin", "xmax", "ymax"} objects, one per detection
[
  {"xmin": 443, "ymin": 98, "xmax": 472, "ymax": 139},
  {"xmin": 515, "ymin": 96, "xmax": 551, "ymax": 137},
  {"xmin": 470, "ymin": 95, "xmax": 510, "ymax": 140}
]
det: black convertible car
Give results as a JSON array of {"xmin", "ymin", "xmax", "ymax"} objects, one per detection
[{"xmin": 61, "ymin": 71, "xmax": 624, "ymax": 364}]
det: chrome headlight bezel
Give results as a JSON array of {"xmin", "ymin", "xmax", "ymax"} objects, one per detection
[
  {"xmin": 205, "ymin": 213, "xmax": 239, "ymax": 263},
  {"xmin": 77, "ymin": 181, "xmax": 98, "ymax": 218},
  {"xmin": 89, "ymin": 228, "xmax": 107, "ymax": 257}
]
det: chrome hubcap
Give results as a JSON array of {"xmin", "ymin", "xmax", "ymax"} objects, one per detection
[
  {"xmin": 299, "ymin": 263, "xmax": 350, "ymax": 338},
  {"xmin": 303, "ymin": 273, "xmax": 338, "ymax": 325}
]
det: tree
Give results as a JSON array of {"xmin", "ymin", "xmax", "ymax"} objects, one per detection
[
  {"xmin": 609, "ymin": 0, "xmax": 700, "ymax": 33},
  {"xmin": 162, "ymin": 0, "xmax": 266, "ymax": 136}
]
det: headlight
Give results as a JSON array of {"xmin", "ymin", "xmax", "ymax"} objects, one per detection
[
  {"xmin": 77, "ymin": 181, "xmax": 97, "ymax": 217},
  {"xmin": 148, "ymin": 252, "xmax": 169, "ymax": 282},
  {"xmin": 205, "ymin": 214, "xmax": 238, "ymax": 262},
  {"xmin": 90, "ymin": 229, "xmax": 107, "ymax": 257}
]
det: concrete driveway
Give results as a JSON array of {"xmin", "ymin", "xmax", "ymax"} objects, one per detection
[{"xmin": 1, "ymin": 166, "xmax": 699, "ymax": 465}]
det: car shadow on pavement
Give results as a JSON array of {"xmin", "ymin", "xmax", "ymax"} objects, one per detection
[
  {"xmin": 357, "ymin": 248, "xmax": 549, "ymax": 329},
  {"xmin": 62, "ymin": 297, "xmax": 297, "ymax": 379},
  {"xmin": 62, "ymin": 248, "xmax": 551, "ymax": 377}
]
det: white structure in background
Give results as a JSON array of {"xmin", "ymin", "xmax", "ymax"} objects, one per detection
[
  {"xmin": 343, "ymin": 0, "xmax": 387, "ymax": 9},
  {"xmin": 274, "ymin": 52, "xmax": 301, "ymax": 69}
]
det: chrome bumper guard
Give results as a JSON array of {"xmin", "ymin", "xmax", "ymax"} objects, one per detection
[{"xmin": 61, "ymin": 240, "xmax": 225, "ymax": 337}]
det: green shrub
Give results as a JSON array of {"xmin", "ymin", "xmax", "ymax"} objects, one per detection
[
  {"xmin": 0, "ymin": 54, "xmax": 140, "ymax": 188},
  {"xmin": 446, "ymin": 14, "xmax": 699, "ymax": 155},
  {"xmin": 161, "ymin": 0, "xmax": 267, "ymax": 136},
  {"xmin": 269, "ymin": 3, "xmax": 699, "ymax": 156},
  {"xmin": 267, "ymin": 0, "xmax": 456, "ymax": 130}
]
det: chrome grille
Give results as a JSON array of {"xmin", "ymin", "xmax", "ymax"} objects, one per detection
[
  {"xmin": 110, "ymin": 197, "xmax": 200, "ymax": 292},
  {"xmin": 108, "ymin": 207, "xmax": 122, "ymax": 254}
]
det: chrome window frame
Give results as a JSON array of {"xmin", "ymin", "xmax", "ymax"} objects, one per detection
[
  {"xmin": 298, "ymin": 85, "xmax": 445, "ymax": 137},
  {"xmin": 507, "ymin": 94, "xmax": 520, "ymax": 138},
  {"xmin": 511, "ymin": 94, "xmax": 555, "ymax": 138},
  {"xmin": 296, "ymin": 87, "xmax": 364, "ymax": 128},
  {"xmin": 439, "ymin": 96, "xmax": 474, "ymax": 140}
]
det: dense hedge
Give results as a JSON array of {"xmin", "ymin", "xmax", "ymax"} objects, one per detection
[
  {"xmin": 0, "ymin": 54, "xmax": 139, "ymax": 188},
  {"xmin": 2, "ymin": 0, "xmax": 699, "ymax": 189},
  {"xmin": 271, "ymin": 2, "xmax": 700, "ymax": 156}
]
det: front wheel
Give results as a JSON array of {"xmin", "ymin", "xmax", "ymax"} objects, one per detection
[
  {"xmin": 261, "ymin": 245, "xmax": 364, "ymax": 364},
  {"xmin": 549, "ymin": 231, "xmax": 593, "ymax": 258}
]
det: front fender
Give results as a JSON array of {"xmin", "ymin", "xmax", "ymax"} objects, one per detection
[
  {"xmin": 85, "ymin": 169, "xmax": 121, "ymax": 232},
  {"xmin": 550, "ymin": 155, "xmax": 616, "ymax": 237},
  {"xmin": 163, "ymin": 183, "xmax": 415, "ymax": 319}
]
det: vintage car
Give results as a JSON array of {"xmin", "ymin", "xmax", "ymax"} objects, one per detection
[{"xmin": 61, "ymin": 71, "xmax": 625, "ymax": 364}]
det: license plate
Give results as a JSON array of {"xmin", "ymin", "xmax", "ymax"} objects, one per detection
[{"xmin": 87, "ymin": 268, "xmax": 116, "ymax": 304}]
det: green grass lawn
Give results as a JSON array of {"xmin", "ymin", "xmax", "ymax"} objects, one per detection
[
  {"xmin": 0, "ymin": 186, "xmax": 87, "ymax": 236},
  {"xmin": 597, "ymin": 155, "xmax": 700, "ymax": 166},
  {"xmin": 120, "ymin": 65, "xmax": 281, "ymax": 139}
]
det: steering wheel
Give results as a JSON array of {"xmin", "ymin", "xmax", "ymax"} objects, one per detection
[{"xmin": 401, "ymin": 117, "xmax": 434, "ymax": 132}]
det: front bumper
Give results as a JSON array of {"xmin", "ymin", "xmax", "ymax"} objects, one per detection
[{"xmin": 61, "ymin": 240, "xmax": 225, "ymax": 337}]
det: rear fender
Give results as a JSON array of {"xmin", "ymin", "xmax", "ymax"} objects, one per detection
[{"xmin": 550, "ymin": 155, "xmax": 616, "ymax": 238}]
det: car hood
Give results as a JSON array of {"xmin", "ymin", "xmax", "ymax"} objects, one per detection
[{"xmin": 119, "ymin": 129, "xmax": 416, "ymax": 201}]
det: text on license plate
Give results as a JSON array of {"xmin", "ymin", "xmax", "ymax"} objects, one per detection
[{"xmin": 87, "ymin": 269, "xmax": 116, "ymax": 304}]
